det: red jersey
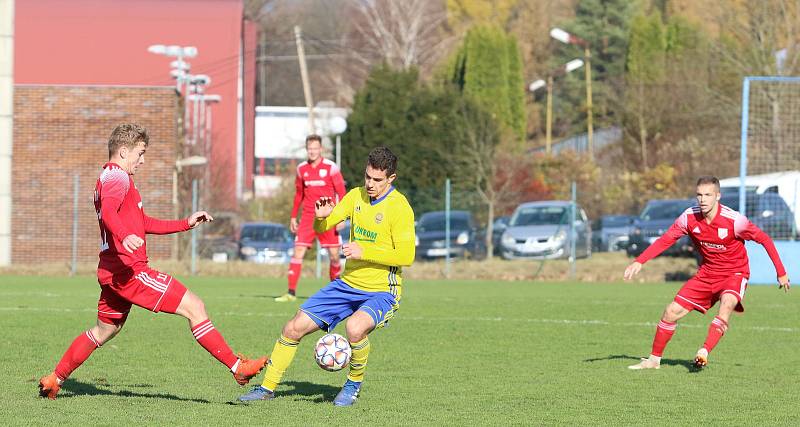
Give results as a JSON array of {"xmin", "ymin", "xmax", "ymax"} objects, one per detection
[
  {"xmin": 291, "ymin": 158, "xmax": 346, "ymax": 218},
  {"xmin": 95, "ymin": 162, "xmax": 190, "ymax": 285},
  {"xmin": 636, "ymin": 204, "xmax": 786, "ymax": 278}
]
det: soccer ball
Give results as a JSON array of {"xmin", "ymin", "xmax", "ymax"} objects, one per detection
[{"xmin": 314, "ymin": 333, "xmax": 351, "ymax": 371}]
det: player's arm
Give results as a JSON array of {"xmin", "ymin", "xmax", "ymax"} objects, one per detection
[
  {"xmin": 735, "ymin": 216, "xmax": 790, "ymax": 290},
  {"xmin": 360, "ymin": 201, "xmax": 416, "ymax": 267},
  {"xmin": 142, "ymin": 212, "xmax": 191, "ymax": 235},
  {"xmin": 625, "ymin": 214, "xmax": 688, "ymax": 280},
  {"xmin": 314, "ymin": 189, "xmax": 356, "ymax": 233},
  {"xmin": 98, "ymin": 175, "xmax": 141, "ymax": 253},
  {"xmin": 290, "ymin": 169, "xmax": 304, "ymax": 227}
]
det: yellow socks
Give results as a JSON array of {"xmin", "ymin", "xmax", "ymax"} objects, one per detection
[
  {"xmin": 347, "ymin": 337, "xmax": 371, "ymax": 383},
  {"xmin": 261, "ymin": 335, "xmax": 299, "ymax": 391}
]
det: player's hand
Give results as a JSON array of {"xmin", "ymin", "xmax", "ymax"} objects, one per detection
[
  {"xmin": 122, "ymin": 234, "xmax": 144, "ymax": 253},
  {"xmin": 315, "ymin": 197, "xmax": 334, "ymax": 218},
  {"xmin": 778, "ymin": 274, "xmax": 790, "ymax": 293},
  {"xmin": 342, "ymin": 242, "xmax": 363, "ymax": 260},
  {"xmin": 623, "ymin": 262, "xmax": 642, "ymax": 281},
  {"xmin": 188, "ymin": 211, "xmax": 214, "ymax": 228},
  {"xmin": 290, "ymin": 217, "xmax": 299, "ymax": 233}
]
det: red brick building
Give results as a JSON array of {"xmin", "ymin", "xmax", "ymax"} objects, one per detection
[{"xmin": 12, "ymin": 86, "xmax": 182, "ymax": 263}]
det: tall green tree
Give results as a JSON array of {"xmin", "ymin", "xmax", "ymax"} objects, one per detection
[
  {"xmin": 341, "ymin": 65, "xmax": 467, "ymax": 214},
  {"xmin": 447, "ymin": 26, "xmax": 527, "ymax": 142},
  {"xmin": 551, "ymin": 0, "xmax": 638, "ymax": 134}
]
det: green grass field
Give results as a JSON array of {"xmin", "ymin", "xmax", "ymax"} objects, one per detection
[{"xmin": 1, "ymin": 275, "xmax": 798, "ymax": 425}]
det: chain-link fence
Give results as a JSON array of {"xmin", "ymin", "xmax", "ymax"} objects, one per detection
[{"xmin": 736, "ymin": 77, "xmax": 800, "ymax": 240}]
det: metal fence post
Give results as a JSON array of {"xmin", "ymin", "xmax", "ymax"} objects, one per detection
[
  {"xmin": 569, "ymin": 181, "xmax": 577, "ymax": 280},
  {"xmin": 71, "ymin": 174, "xmax": 79, "ymax": 276},
  {"xmin": 445, "ymin": 178, "xmax": 451, "ymax": 278},
  {"xmin": 191, "ymin": 179, "xmax": 198, "ymax": 275}
]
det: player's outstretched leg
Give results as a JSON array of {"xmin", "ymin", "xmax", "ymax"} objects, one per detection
[
  {"xmin": 239, "ymin": 311, "xmax": 317, "ymax": 403},
  {"xmin": 175, "ymin": 291, "xmax": 267, "ymax": 385},
  {"xmin": 39, "ymin": 319, "xmax": 121, "ymax": 399},
  {"xmin": 629, "ymin": 301, "xmax": 691, "ymax": 370}
]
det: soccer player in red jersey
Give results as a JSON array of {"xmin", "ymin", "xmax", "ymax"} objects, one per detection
[
  {"xmin": 625, "ymin": 176, "xmax": 790, "ymax": 370},
  {"xmin": 275, "ymin": 134, "xmax": 347, "ymax": 302},
  {"xmin": 38, "ymin": 124, "xmax": 267, "ymax": 399}
]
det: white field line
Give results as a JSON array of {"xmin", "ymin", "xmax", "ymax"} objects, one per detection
[{"xmin": 0, "ymin": 306, "xmax": 794, "ymax": 333}]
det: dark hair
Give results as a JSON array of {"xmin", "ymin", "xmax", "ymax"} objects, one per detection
[
  {"xmin": 696, "ymin": 175, "xmax": 720, "ymax": 190},
  {"xmin": 305, "ymin": 134, "xmax": 322, "ymax": 146},
  {"xmin": 108, "ymin": 123, "xmax": 149, "ymax": 158},
  {"xmin": 367, "ymin": 146, "xmax": 397, "ymax": 176}
]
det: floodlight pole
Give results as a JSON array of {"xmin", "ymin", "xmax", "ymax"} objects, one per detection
[
  {"xmin": 551, "ymin": 28, "xmax": 594, "ymax": 158},
  {"xmin": 546, "ymin": 76, "xmax": 553, "ymax": 153}
]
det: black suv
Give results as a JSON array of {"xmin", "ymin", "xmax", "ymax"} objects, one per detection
[
  {"xmin": 416, "ymin": 210, "xmax": 488, "ymax": 260},
  {"xmin": 626, "ymin": 199, "xmax": 696, "ymax": 258}
]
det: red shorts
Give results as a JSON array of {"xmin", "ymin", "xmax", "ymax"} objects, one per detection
[
  {"xmin": 674, "ymin": 273, "xmax": 749, "ymax": 314},
  {"xmin": 97, "ymin": 268, "xmax": 188, "ymax": 325},
  {"xmin": 295, "ymin": 214, "xmax": 341, "ymax": 248}
]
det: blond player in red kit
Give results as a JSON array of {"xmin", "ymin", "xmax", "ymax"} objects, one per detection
[
  {"xmin": 625, "ymin": 176, "xmax": 790, "ymax": 370},
  {"xmin": 38, "ymin": 124, "xmax": 267, "ymax": 399},
  {"xmin": 275, "ymin": 134, "xmax": 347, "ymax": 302}
]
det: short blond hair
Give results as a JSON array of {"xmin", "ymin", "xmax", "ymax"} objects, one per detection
[{"xmin": 108, "ymin": 123, "xmax": 149, "ymax": 158}]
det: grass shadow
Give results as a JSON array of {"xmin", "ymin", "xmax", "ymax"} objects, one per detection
[
  {"xmin": 281, "ymin": 381, "xmax": 340, "ymax": 403},
  {"xmin": 227, "ymin": 381, "xmax": 339, "ymax": 405},
  {"xmin": 59, "ymin": 378, "xmax": 211, "ymax": 403},
  {"xmin": 583, "ymin": 354, "xmax": 703, "ymax": 373}
]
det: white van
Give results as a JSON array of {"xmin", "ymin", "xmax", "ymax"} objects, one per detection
[{"xmin": 719, "ymin": 171, "xmax": 800, "ymax": 231}]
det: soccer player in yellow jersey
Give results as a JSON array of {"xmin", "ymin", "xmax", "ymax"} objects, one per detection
[{"xmin": 238, "ymin": 146, "xmax": 415, "ymax": 406}]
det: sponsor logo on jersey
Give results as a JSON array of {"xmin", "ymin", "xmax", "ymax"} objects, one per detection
[
  {"xmin": 718, "ymin": 228, "xmax": 728, "ymax": 239},
  {"xmin": 305, "ymin": 180, "xmax": 326, "ymax": 187},
  {"xmin": 701, "ymin": 241, "xmax": 726, "ymax": 250},
  {"xmin": 353, "ymin": 224, "xmax": 378, "ymax": 242},
  {"xmin": 375, "ymin": 213, "xmax": 384, "ymax": 224},
  {"xmin": 319, "ymin": 169, "xmax": 328, "ymax": 178}
]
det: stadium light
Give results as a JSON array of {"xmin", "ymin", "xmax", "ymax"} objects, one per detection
[
  {"xmin": 529, "ymin": 58, "xmax": 585, "ymax": 154},
  {"xmin": 148, "ymin": 44, "xmax": 198, "ymax": 93},
  {"xmin": 550, "ymin": 28, "xmax": 594, "ymax": 158}
]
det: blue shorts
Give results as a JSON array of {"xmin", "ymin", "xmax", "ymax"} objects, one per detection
[{"xmin": 300, "ymin": 279, "xmax": 399, "ymax": 332}]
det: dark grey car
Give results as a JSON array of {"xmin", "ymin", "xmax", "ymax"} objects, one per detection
[
  {"xmin": 238, "ymin": 222, "xmax": 295, "ymax": 264},
  {"xmin": 499, "ymin": 201, "xmax": 591, "ymax": 260}
]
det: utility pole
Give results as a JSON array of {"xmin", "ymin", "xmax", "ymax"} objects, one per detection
[
  {"xmin": 259, "ymin": 31, "xmax": 268, "ymax": 106},
  {"xmin": 294, "ymin": 25, "xmax": 315, "ymax": 133},
  {"xmin": 584, "ymin": 47, "xmax": 594, "ymax": 158}
]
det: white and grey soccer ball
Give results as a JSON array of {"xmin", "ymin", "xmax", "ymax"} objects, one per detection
[{"xmin": 314, "ymin": 333, "xmax": 352, "ymax": 371}]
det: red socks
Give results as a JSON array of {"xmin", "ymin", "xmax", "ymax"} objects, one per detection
[
  {"xmin": 703, "ymin": 316, "xmax": 729, "ymax": 353},
  {"xmin": 651, "ymin": 320, "xmax": 677, "ymax": 357},
  {"xmin": 191, "ymin": 319, "xmax": 238, "ymax": 370},
  {"xmin": 329, "ymin": 260, "xmax": 342, "ymax": 280},
  {"xmin": 287, "ymin": 259, "xmax": 302, "ymax": 294},
  {"xmin": 54, "ymin": 330, "xmax": 101, "ymax": 380}
]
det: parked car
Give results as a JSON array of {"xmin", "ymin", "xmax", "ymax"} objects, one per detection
[
  {"xmin": 415, "ymin": 210, "xmax": 487, "ymax": 260},
  {"xmin": 626, "ymin": 199, "xmax": 695, "ymax": 258},
  {"xmin": 720, "ymin": 192, "xmax": 796, "ymax": 240},
  {"xmin": 499, "ymin": 201, "xmax": 591, "ymax": 260},
  {"xmin": 491, "ymin": 216, "xmax": 510, "ymax": 255},
  {"xmin": 592, "ymin": 215, "xmax": 635, "ymax": 252},
  {"xmin": 238, "ymin": 222, "xmax": 295, "ymax": 264}
]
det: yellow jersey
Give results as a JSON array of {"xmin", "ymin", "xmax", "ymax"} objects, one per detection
[{"xmin": 314, "ymin": 186, "xmax": 415, "ymax": 298}]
